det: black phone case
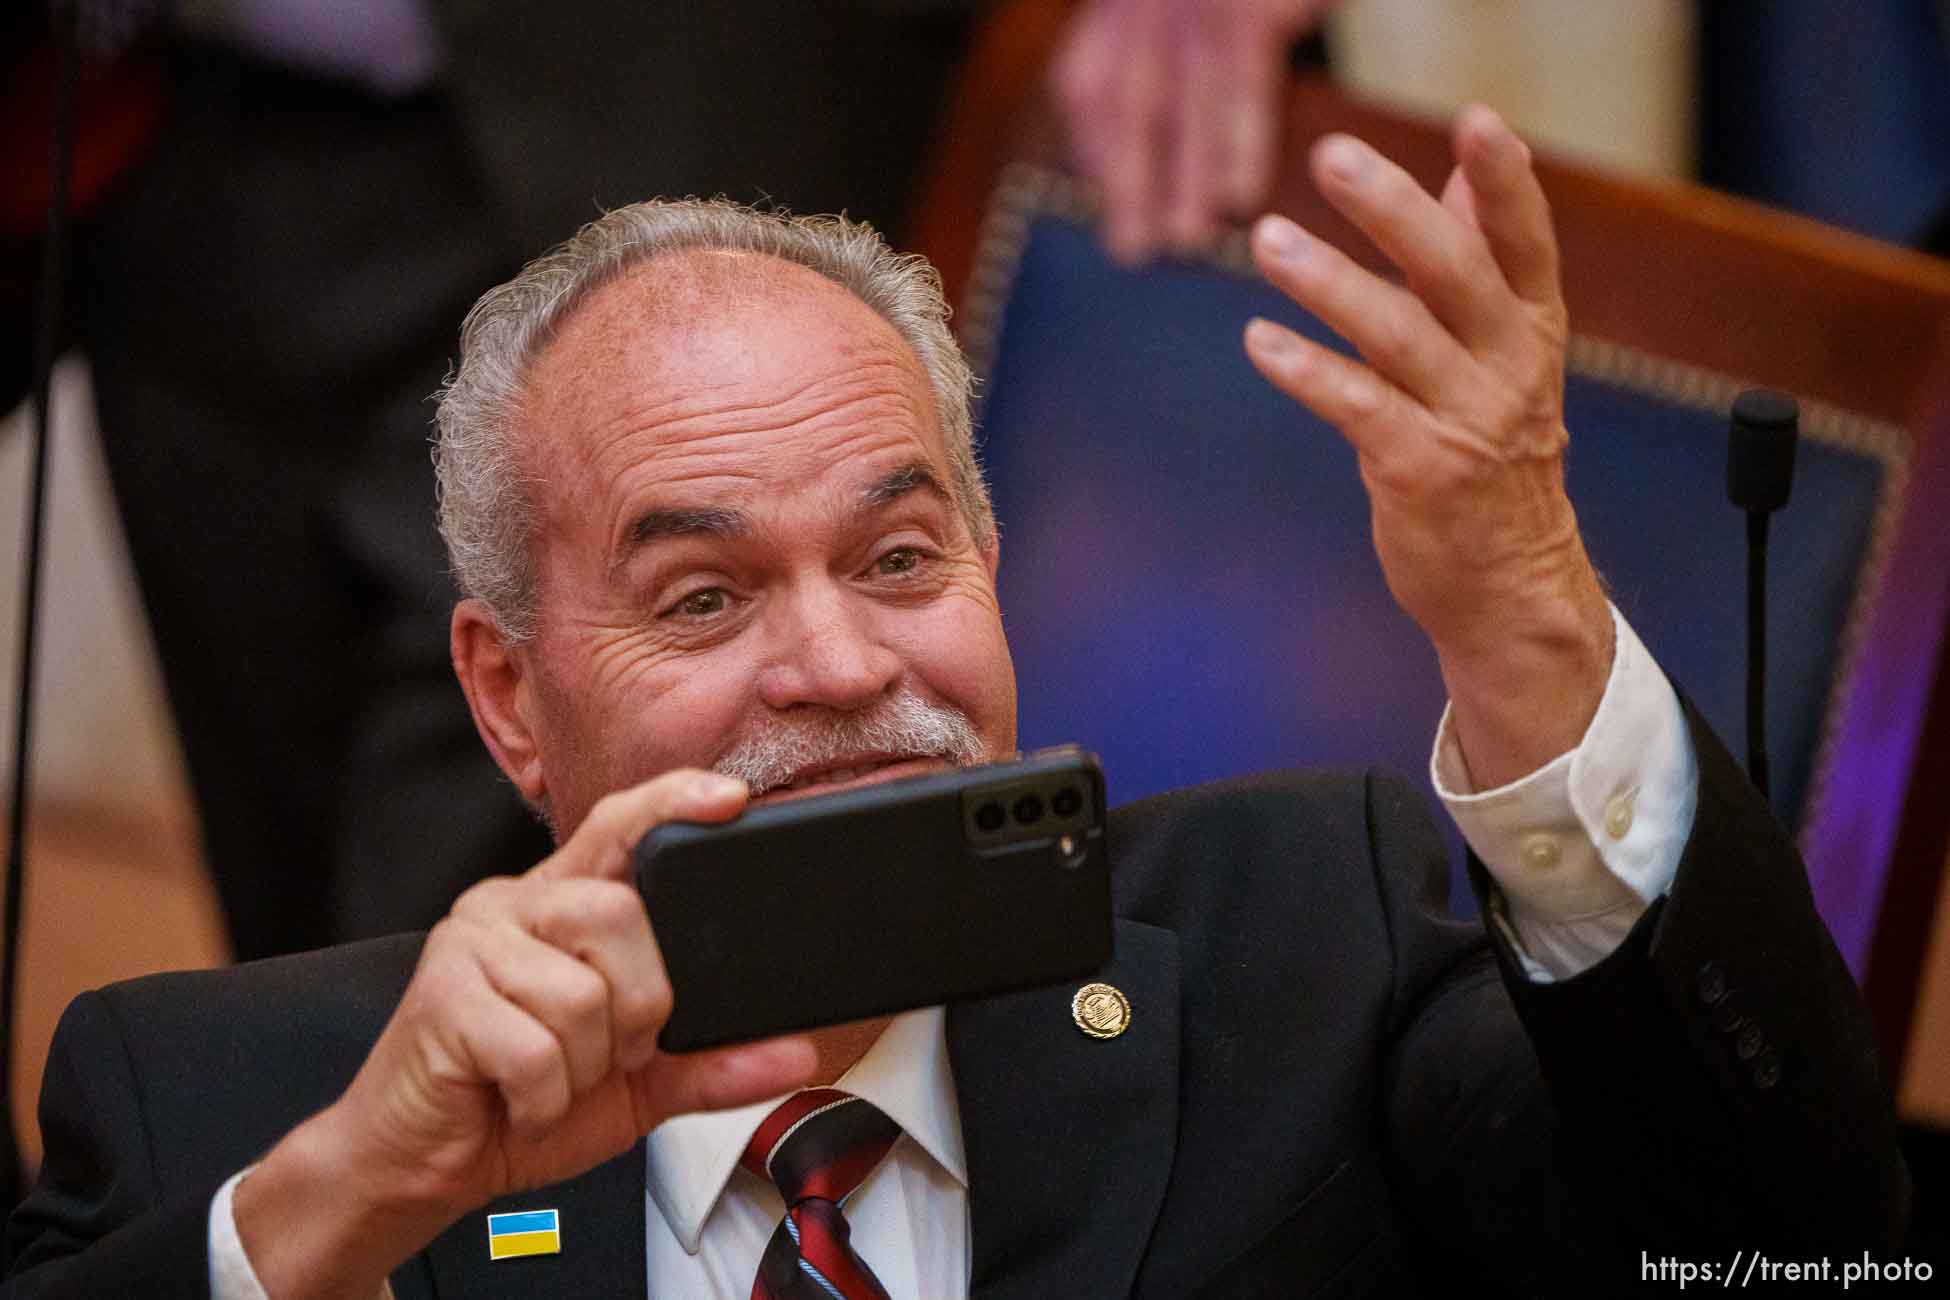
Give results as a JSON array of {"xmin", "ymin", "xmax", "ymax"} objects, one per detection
[{"xmin": 636, "ymin": 747, "xmax": 1111, "ymax": 1051}]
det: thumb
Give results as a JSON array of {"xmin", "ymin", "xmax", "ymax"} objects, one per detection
[
  {"xmin": 537, "ymin": 770, "xmax": 749, "ymax": 883},
  {"xmin": 632, "ymin": 1036, "xmax": 820, "ymax": 1129}
]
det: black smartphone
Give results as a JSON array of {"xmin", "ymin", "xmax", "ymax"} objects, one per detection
[{"xmin": 636, "ymin": 745, "xmax": 1110, "ymax": 1051}]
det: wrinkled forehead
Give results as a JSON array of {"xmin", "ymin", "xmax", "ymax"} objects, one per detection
[
  {"xmin": 533, "ymin": 250, "xmax": 927, "ymax": 420},
  {"xmin": 551, "ymin": 249, "xmax": 825, "ymax": 361},
  {"xmin": 513, "ymin": 249, "xmax": 947, "ymax": 515}
]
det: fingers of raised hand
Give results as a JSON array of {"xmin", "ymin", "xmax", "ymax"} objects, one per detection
[
  {"xmin": 1242, "ymin": 317, "xmax": 1416, "ymax": 464},
  {"xmin": 1452, "ymin": 104, "xmax": 1561, "ymax": 307},
  {"xmin": 537, "ymin": 768, "xmax": 747, "ymax": 883},
  {"xmin": 1254, "ymin": 117, "xmax": 1571, "ymax": 454},
  {"xmin": 1250, "ymin": 213, "xmax": 1475, "ymax": 410},
  {"xmin": 1307, "ymin": 133, "xmax": 1515, "ymax": 347}
]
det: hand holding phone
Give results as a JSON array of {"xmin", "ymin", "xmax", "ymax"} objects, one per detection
[{"xmin": 637, "ymin": 746, "xmax": 1111, "ymax": 1050}]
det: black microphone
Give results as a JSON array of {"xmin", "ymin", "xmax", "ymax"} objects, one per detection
[
  {"xmin": 1729, "ymin": 388, "xmax": 1798, "ymax": 514},
  {"xmin": 1727, "ymin": 389, "xmax": 1799, "ymax": 804}
]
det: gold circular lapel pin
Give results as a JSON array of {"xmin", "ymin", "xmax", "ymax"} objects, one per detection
[{"xmin": 1072, "ymin": 982, "xmax": 1131, "ymax": 1039}]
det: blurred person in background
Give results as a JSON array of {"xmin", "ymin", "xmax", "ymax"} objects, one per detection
[
  {"xmin": 39, "ymin": 0, "xmax": 980, "ymax": 961},
  {"xmin": 5, "ymin": 0, "xmax": 1332, "ymax": 961}
]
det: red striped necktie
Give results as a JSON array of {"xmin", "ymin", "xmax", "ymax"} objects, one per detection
[{"xmin": 740, "ymin": 1088, "xmax": 903, "ymax": 1300}]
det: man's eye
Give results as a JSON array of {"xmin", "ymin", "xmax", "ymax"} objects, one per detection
[
  {"xmin": 671, "ymin": 588, "xmax": 727, "ymax": 618},
  {"xmin": 876, "ymin": 548, "xmax": 924, "ymax": 576}
]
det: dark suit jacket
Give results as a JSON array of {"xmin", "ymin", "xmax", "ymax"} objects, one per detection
[
  {"xmin": 0, "ymin": 707, "xmax": 1907, "ymax": 1297},
  {"xmin": 430, "ymin": 0, "xmax": 986, "ymax": 260}
]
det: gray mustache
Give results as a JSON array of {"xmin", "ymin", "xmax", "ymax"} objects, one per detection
[{"xmin": 712, "ymin": 691, "xmax": 987, "ymax": 795}]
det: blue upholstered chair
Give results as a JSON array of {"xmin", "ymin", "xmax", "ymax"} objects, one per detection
[{"xmin": 910, "ymin": 12, "xmax": 1950, "ymax": 1049}]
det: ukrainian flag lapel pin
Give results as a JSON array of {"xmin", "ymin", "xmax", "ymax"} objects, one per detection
[{"xmin": 487, "ymin": 1208, "xmax": 561, "ymax": 1261}]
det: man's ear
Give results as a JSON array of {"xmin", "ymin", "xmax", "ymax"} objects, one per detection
[{"xmin": 451, "ymin": 599, "xmax": 548, "ymax": 805}]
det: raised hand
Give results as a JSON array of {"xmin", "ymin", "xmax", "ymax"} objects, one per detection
[
  {"xmin": 233, "ymin": 770, "xmax": 817, "ymax": 1300},
  {"xmin": 1243, "ymin": 106, "xmax": 1614, "ymax": 787}
]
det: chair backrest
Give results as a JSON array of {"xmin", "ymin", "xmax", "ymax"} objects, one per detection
[{"xmin": 911, "ymin": 0, "xmax": 1950, "ymax": 1059}]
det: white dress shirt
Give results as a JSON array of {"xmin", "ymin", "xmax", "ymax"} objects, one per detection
[
  {"xmin": 1435, "ymin": 604, "xmax": 1696, "ymax": 979},
  {"xmin": 643, "ymin": 1004, "xmax": 968, "ymax": 1297},
  {"xmin": 210, "ymin": 602, "xmax": 1696, "ymax": 1298}
]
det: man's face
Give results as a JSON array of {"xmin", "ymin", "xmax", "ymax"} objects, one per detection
[{"xmin": 478, "ymin": 252, "xmax": 1017, "ymax": 836}]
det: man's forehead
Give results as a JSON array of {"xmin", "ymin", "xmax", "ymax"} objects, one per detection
[
  {"xmin": 515, "ymin": 247, "xmax": 949, "ymax": 513},
  {"xmin": 560, "ymin": 249, "xmax": 872, "ymax": 355},
  {"xmin": 525, "ymin": 250, "xmax": 922, "ymax": 414}
]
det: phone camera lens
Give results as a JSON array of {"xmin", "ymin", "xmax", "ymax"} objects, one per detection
[
  {"xmin": 975, "ymin": 801, "xmax": 1006, "ymax": 832},
  {"xmin": 1012, "ymin": 793, "xmax": 1044, "ymax": 825},
  {"xmin": 1051, "ymin": 786, "xmax": 1082, "ymax": 818}
]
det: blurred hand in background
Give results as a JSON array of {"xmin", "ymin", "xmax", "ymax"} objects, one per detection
[{"xmin": 1053, "ymin": 0, "xmax": 1341, "ymax": 261}]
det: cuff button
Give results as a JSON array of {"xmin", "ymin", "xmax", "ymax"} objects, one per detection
[
  {"xmin": 1521, "ymin": 834, "xmax": 1561, "ymax": 870},
  {"xmin": 1696, "ymin": 962, "xmax": 1729, "ymax": 1005},
  {"xmin": 1735, "ymin": 1022, "xmax": 1766, "ymax": 1060},
  {"xmin": 1603, "ymin": 791, "xmax": 1636, "ymax": 839}
]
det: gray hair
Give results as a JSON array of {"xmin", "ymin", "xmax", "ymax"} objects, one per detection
[{"xmin": 432, "ymin": 198, "xmax": 989, "ymax": 642}]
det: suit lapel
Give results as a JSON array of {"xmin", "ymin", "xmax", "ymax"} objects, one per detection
[
  {"xmin": 418, "ymin": 1141, "xmax": 648, "ymax": 1298},
  {"xmin": 949, "ymin": 917, "xmax": 1181, "ymax": 1300}
]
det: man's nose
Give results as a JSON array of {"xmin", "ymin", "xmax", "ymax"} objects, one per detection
[{"xmin": 753, "ymin": 580, "xmax": 903, "ymax": 712}]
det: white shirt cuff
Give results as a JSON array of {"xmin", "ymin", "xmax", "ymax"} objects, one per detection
[
  {"xmin": 209, "ymin": 1167, "xmax": 396, "ymax": 1300},
  {"xmin": 209, "ymin": 1169, "xmax": 271, "ymax": 1300},
  {"xmin": 1430, "ymin": 604, "xmax": 1698, "ymax": 981}
]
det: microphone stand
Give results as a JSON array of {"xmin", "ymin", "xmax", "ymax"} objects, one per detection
[
  {"xmin": 1745, "ymin": 510, "xmax": 1771, "ymax": 802},
  {"xmin": 1727, "ymin": 389, "xmax": 1800, "ymax": 807}
]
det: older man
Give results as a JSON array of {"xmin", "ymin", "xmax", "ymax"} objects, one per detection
[{"xmin": 3, "ymin": 109, "xmax": 1904, "ymax": 1298}]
